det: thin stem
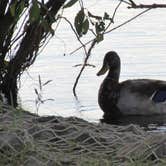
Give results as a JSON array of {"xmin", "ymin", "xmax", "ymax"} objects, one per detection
[
  {"xmin": 128, "ymin": 4, "xmax": 166, "ymax": 9},
  {"xmin": 128, "ymin": 0, "xmax": 137, "ymax": 6},
  {"xmin": 79, "ymin": 0, "xmax": 84, "ymax": 8},
  {"xmin": 105, "ymin": 8, "xmax": 152, "ymax": 34},
  {"xmin": 120, "ymin": 0, "xmax": 131, "ymax": 5},
  {"xmin": 61, "ymin": 16, "xmax": 88, "ymax": 55},
  {"xmin": 70, "ymin": 7, "xmax": 152, "ymax": 55},
  {"xmin": 70, "ymin": 40, "xmax": 92, "ymax": 55},
  {"xmin": 112, "ymin": 1, "xmax": 123, "ymax": 22},
  {"xmin": 73, "ymin": 39, "xmax": 96, "ymax": 98},
  {"xmin": 104, "ymin": 1, "xmax": 122, "ymax": 32}
]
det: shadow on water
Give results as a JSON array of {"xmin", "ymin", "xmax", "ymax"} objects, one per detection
[{"xmin": 101, "ymin": 115, "xmax": 166, "ymax": 132}]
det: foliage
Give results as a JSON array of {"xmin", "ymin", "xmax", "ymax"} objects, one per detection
[
  {"xmin": 0, "ymin": 0, "xmax": 66, "ymax": 106},
  {"xmin": 0, "ymin": 0, "xmax": 166, "ymax": 107},
  {"xmin": 63, "ymin": 0, "xmax": 78, "ymax": 8}
]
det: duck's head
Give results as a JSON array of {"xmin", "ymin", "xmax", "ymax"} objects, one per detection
[{"xmin": 97, "ymin": 51, "xmax": 121, "ymax": 76}]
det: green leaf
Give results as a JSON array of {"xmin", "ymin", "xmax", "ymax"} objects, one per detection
[
  {"xmin": 41, "ymin": 19, "xmax": 49, "ymax": 31},
  {"xmin": 29, "ymin": 0, "xmax": 40, "ymax": 23},
  {"xmin": 88, "ymin": 11, "xmax": 102, "ymax": 20},
  {"xmin": 48, "ymin": 14, "xmax": 56, "ymax": 24},
  {"xmin": 10, "ymin": 2, "xmax": 17, "ymax": 17},
  {"xmin": 104, "ymin": 12, "xmax": 110, "ymax": 20},
  {"xmin": 4, "ymin": 60, "xmax": 9, "ymax": 67},
  {"xmin": 95, "ymin": 21, "xmax": 105, "ymax": 35},
  {"xmin": 74, "ymin": 9, "xmax": 85, "ymax": 37},
  {"xmin": 63, "ymin": 0, "xmax": 78, "ymax": 8},
  {"xmin": 10, "ymin": 1, "xmax": 25, "ymax": 19},
  {"xmin": 104, "ymin": 12, "xmax": 113, "ymax": 22},
  {"xmin": 96, "ymin": 34, "xmax": 104, "ymax": 43},
  {"xmin": 49, "ymin": 28, "xmax": 55, "ymax": 36},
  {"xmin": 16, "ymin": 1, "xmax": 25, "ymax": 18},
  {"xmin": 82, "ymin": 18, "xmax": 89, "ymax": 35},
  {"xmin": 41, "ymin": 19, "xmax": 55, "ymax": 36}
]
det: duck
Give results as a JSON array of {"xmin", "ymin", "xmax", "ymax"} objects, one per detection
[{"xmin": 97, "ymin": 51, "xmax": 166, "ymax": 122}]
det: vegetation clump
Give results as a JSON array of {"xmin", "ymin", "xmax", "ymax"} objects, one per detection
[{"xmin": 0, "ymin": 103, "xmax": 166, "ymax": 165}]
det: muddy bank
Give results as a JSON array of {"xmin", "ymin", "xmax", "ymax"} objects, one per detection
[{"xmin": 0, "ymin": 103, "xmax": 166, "ymax": 166}]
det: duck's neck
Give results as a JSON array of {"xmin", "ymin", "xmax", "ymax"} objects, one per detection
[{"xmin": 107, "ymin": 67, "xmax": 120, "ymax": 82}]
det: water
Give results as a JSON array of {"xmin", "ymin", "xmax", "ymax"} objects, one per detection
[{"xmin": 20, "ymin": 0, "xmax": 166, "ymax": 124}]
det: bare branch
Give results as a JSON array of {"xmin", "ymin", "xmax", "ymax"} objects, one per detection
[
  {"xmin": 120, "ymin": 0, "xmax": 166, "ymax": 9},
  {"xmin": 128, "ymin": 0, "xmax": 137, "ymax": 6},
  {"xmin": 128, "ymin": 3, "xmax": 166, "ymax": 9},
  {"xmin": 61, "ymin": 16, "xmax": 88, "ymax": 55},
  {"xmin": 70, "ymin": 1, "xmax": 122, "ymax": 55},
  {"xmin": 112, "ymin": 1, "xmax": 123, "ymax": 22},
  {"xmin": 73, "ymin": 64, "xmax": 95, "ymax": 68},
  {"xmin": 120, "ymin": 0, "xmax": 132, "ymax": 5},
  {"xmin": 73, "ymin": 39, "xmax": 96, "ymax": 98},
  {"xmin": 105, "ymin": 8, "xmax": 152, "ymax": 34}
]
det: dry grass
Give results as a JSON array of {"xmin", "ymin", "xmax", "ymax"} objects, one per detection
[{"xmin": 0, "ymin": 103, "xmax": 166, "ymax": 166}]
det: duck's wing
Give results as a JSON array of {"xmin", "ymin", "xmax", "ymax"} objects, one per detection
[{"xmin": 120, "ymin": 79, "xmax": 166, "ymax": 102}]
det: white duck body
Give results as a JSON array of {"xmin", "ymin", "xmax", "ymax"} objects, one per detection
[{"xmin": 117, "ymin": 79, "xmax": 166, "ymax": 115}]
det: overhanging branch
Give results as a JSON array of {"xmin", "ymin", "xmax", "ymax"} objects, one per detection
[
  {"xmin": 126, "ymin": 0, "xmax": 166, "ymax": 9},
  {"xmin": 128, "ymin": 4, "xmax": 166, "ymax": 9}
]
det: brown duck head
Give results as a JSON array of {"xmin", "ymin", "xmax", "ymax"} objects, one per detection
[{"xmin": 97, "ymin": 51, "xmax": 121, "ymax": 81}]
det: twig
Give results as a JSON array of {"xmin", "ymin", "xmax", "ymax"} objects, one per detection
[
  {"xmin": 79, "ymin": 0, "xmax": 84, "ymax": 8},
  {"xmin": 61, "ymin": 16, "xmax": 88, "ymax": 55},
  {"xmin": 128, "ymin": 3, "xmax": 166, "ymax": 9},
  {"xmin": 70, "ymin": 1, "xmax": 123, "ymax": 55},
  {"xmin": 73, "ymin": 64, "xmax": 95, "ymax": 68},
  {"xmin": 128, "ymin": 0, "xmax": 137, "ymax": 6},
  {"xmin": 70, "ymin": 40, "xmax": 92, "ymax": 55},
  {"xmin": 120, "ymin": 0, "xmax": 131, "ymax": 5},
  {"xmin": 104, "ymin": 0, "xmax": 122, "ymax": 33},
  {"xmin": 70, "ymin": 7, "xmax": 152, "ymax": 55},
  {"xmin": 73, "ymin": 39, "xmax": 96, "ymax": 98},
  {"xmin": 112, "ymin": 1, "xmax": 123, "ymax": 22},
  {"xmin": 60, "ymin": 16, "xmax": 97, "ymax": 98},
  {"xmin": 105, "ymin": 8, "xmax": 152, "ymax": 34}
]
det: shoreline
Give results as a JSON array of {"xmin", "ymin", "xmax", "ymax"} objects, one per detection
[{"xmin": 0, "ymin": 103, "xmax": 166, "ymax": 165}]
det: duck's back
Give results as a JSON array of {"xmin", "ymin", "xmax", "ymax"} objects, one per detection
[{"xmin": 117, "ymin": 79, "xmax": 166, "ymax": 115}]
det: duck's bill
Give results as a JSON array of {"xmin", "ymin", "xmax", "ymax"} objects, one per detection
[{"xmin": 97, "ymin": 65, "xmax": 108, "ymax": 76}]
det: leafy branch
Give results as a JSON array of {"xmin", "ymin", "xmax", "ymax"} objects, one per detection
[
  {"xmin": 128, "ymin": 4, "xmax": 166, "ymax": 9},
  {"xmin": 63, "ymin": 0, "xmax": 166, "ymax": 99},
  {"xmin": 124, "ymin": 0, "xmax": 166, "ymax": 9}
]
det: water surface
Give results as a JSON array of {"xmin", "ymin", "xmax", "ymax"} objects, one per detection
[{"xmin": 20, "ymin": 0, "xmax": 166, "ymax": 125}]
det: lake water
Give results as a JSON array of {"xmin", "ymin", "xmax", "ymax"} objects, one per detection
[{"xmin": 20, "ymin": 0, "xmax": 166, "ymax": 123}]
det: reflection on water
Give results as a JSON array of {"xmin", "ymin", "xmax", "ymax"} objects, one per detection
[
  {"xmin": 101, "ymin": 115, "xmax": 166, "ymax": 132},
  {"xmin": 20, "ymin": 0, "xmax": 166, "ymax": 131}
]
